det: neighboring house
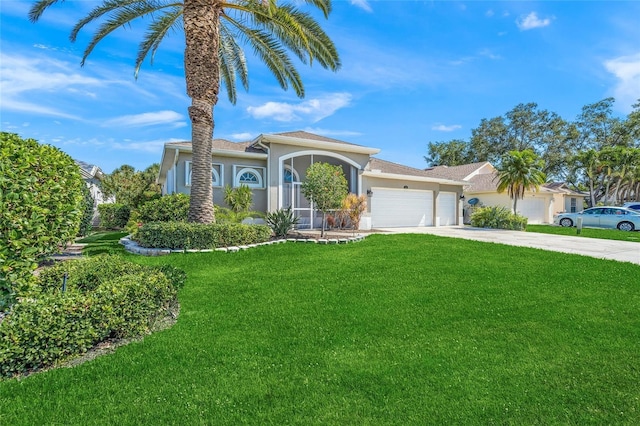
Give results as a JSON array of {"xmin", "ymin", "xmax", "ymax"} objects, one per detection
[
  {"xmin": 424, "ymin": 162, "xmax": 587, "ymax": 224},
  {"xmin": 76, "ymin": 160, "xmax": 114, "ymax": 226},
  {"xmin": 157, "ymin": 131, "xmax": 467, "ymax": 229}
]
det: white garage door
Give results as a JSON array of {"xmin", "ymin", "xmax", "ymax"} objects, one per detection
[
  {"xmin": 437, "ymin": 192, "xmax": 457, "ymax": 226},
  {"xmin": 371, "ymin": 188, "xmax": 433, "ymax": 228},
  {"xmin": 517, "ymin": 198, "xmax": 546, "ymax": 224}
]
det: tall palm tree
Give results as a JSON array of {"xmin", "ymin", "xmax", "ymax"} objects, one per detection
[
  {"xmin": 495, "ymin": 150, "xmax": 547, "ymax": 214},
  {"xmin": 29, "ymin": 0, "xmax": 340, "ymax": 223}
]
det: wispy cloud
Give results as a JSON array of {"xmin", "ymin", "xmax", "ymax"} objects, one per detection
[
  {"xmin": 0, "ymin": 52, "xmax": 103, "ymax": 119},
  {"xmin": 302, "ymin": 127, "xmax": 363, "ymax": 138},
  {"xmin": 112, "ymin": 140, "xmax": 169, "ymax": 153},
  {"xmin": 517, "ymin": 12, "xmax": 553, "ymax": 31},
  {"xmin": 230, "ymin": 132, "xmax": 254, "ymax": 140},
  {"xmin": 102, "ymin": 110, "xmax": 186, "ymax": 128},
  {"xmin": 432, "ymin": 124, "xmax": 462, "ymax": 132},
  {"xmin": 605, "ymin": 52, "xmax": 640, "ymax": 112},
  {"xmin": 350, "ymin": 0, "xmax": 372, "ymax": 13},
  {"xmin": 246, "ymin": 93, "xmax": 352, "ymax": 123}
]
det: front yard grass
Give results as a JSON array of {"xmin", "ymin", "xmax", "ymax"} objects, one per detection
[
  {"xmin": 527, "ymin": 224, "xmax": 640, "ymax": 242},
  {"xmin": 77, "ymin": 231, "xmax": 129, "ymax": 256},
  {"xmin": 1, "ymin": 234, "xmax": 639, "ymax": 424}
]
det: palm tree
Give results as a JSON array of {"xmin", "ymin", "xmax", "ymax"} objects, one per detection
[
  {"xmin": 29, "ymin": 0, "xmax": 340, "ymax": 223},
  {"xmin": 495, "ymin": 150, "xmax": 547, "ymax": 214},
  {"xmin": 571, "ymin": 149, "xmax": 600, "ymax": 207}
]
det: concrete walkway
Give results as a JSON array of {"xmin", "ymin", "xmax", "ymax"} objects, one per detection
[{"xmin": 375, "ymin": 226, "xmax": 640, "ymax": 266}]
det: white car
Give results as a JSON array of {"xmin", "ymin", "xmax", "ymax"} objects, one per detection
[
  {"xmin": 553, "ymin": 206, "xmax": 640, "ymax": 231},
  {"xmin": 622, "ymin": 202, "xmax": 640, "ymax": 212}
]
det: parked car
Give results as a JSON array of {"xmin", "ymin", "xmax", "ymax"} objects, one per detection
[
  {"xmin": 553, "ymin": 206, "xmax": 640, "ymax": 231},
  {"xmin": 622, "ymin": 202, "xmax": 640, "ymax": 212}
]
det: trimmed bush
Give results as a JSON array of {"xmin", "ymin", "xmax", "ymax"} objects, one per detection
[
  {"xmin": 0, "ymin": 132, "xmax": 84, "ymax": 310},
  {"xmin": 98, "ymin": 203, "xmax": 130, "ymax": 229},
  {"xmin": 138, "ymin": 193, "xmax": 190, "ymax": 223},
  {"xmin": 0, "ymin": 256, "xmax": 182, "ymax": 378},
  {"xmin": 470, "ymin": 206, "xmax": 528, "ymax": 230},
  {"xmin": 136, "ymin": 222, "xmax": 272, "ymax": 249}
]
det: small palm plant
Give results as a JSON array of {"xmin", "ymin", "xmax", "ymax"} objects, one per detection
[{"xmin": 266, "ymin": 208, "xmax": 300, "ymax": 238}]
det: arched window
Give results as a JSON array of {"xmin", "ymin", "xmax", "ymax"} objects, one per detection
[
  {"xmin": 234, "ymin": 167, "xmax": 264, "ymax": 188},
  {"xmin": 283, "ymin": 165, "xmax": 299, "ymax": 183},
  {"xmin": 185, "ymin": 161, "xmax": 223, "ymax": 187}
]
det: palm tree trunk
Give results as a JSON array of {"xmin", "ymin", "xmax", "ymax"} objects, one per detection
[{"xmin": 184, "ymin": 0, "xmax": 221, "ymax": 223}]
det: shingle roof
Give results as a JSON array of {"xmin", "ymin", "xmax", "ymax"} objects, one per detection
[
  {"xmin": 367, "ymin": 157, "xmax": 435, "ymax": 177},
  {"xmin": 424, "ymin": 162, "xmax": 491, "ymax": 180},
  {"xmin": 273, "ymin": 130, "xmax": 363, "ymax": 147},
  {"xmin": 165, "ymin": 139, "xmax": 265, "ymax": 153}
]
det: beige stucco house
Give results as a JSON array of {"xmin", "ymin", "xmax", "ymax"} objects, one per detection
[
  {"xmin": 157, "ymin": 131, "xmax": 467, "ymax": 229},
  {"xmin": 424, "ymin": 162, "xmax": 587, "ymax": 224}
]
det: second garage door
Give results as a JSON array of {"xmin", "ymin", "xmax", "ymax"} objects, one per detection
[
  {"xmin": 371, "ymin": 188, "xmax": 433, "ymax": 228},
  {"xmin": 437, "ymin": 192, "xmax": 458, "ymax": 226},
  {"xmin": 517, "ymin": 197, "xmax": 546, "ymax": 224}
]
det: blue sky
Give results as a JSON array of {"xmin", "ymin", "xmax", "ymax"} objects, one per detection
[{"xmin": 2, "ymin": 1, "xmax": 639, "ymax": 174}]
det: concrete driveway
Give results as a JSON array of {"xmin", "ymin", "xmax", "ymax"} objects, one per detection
[{"xmin": 374, "ymin": 226, "xmax": 640, "ymax": 265}]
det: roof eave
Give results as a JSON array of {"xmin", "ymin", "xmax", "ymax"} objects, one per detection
[
  {"xmin": 362, "ymin": 170, "xmax": 466, "ymax": 185},
  {"xmin": 261, "ymin": 133, "xmax": 381, "ymax": 155}
]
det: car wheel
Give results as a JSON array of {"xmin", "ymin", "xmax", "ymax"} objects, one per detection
[
  {"xmin": 617, "ymin": 221, "xmax": 635, "ymax": 232},
  {"xmin": 559, "ymin": 218, "xmax": 573, "ymax": 227}
]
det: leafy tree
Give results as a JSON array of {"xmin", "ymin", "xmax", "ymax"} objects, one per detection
[
  {"xmin": 469, "ymin": 103, "xmax": 572, "ymax": 179},
  {"xmin": 301, "ymin": 163, "xmax": 348, "ymax": 237},
  {"xmin": 99, "ymin": 164, "xmax": 161, "ymax": 210},
  {"xmin": 0, "ymin": 132, "xmax": 84, "ymax": 309},
  {"xmin": 30, "ymin": 0, "xmax": 340, "ymax": 224},
  {"xmin": 574, "ymin": 98, "xmax": 631, "ymax": 151},
  {"xmin": 495, "ymin": 150, "xmax": 547, "ymax": 214},
  {"xmin": 424, "ymin": 139, "xmax": 473, "ymax": 167},
  {"xmin": 570, "ymin": 149, "xmax": 601, "ymax": 207}
]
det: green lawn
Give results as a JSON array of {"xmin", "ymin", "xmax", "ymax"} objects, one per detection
[
  {"xmin": 527, "ymin": 224, "xmax": 640, "ymax": 242},
  {"xmin": 2, "ymin": 234, "xmax": 639, "ymax": 424},
  {"xmin": 77, "ymin": 231, "xmax": 129, "ymax": 256}
]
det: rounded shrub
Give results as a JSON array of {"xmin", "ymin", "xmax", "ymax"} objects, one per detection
[
  {"xmin": 0, "ymin": 132, "xmax": 84, "ymax": 309},
  {"xmin": 470, "ymin": 206, "xmax": 528, "ymax": 230},
  {"xmin": 138, "ymin": 193, "xmax": 190, "ymax": 223}
]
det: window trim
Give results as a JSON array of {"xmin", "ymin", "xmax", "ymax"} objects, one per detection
[
  {"xmin": 185, "ymin": 161, "xmax": 224, "ymax": 188},
  {"xmin": 233, "ymin": 165, "xmax": 266, "ymax": 189}
]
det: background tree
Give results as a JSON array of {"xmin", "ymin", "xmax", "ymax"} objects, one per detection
[
  {"xmin": 424, "ymin": 139, "xmax": 474, "ymax": 167},
  {"xmin": 30, "ymin": 0, "xmax": 340, "ymax": 224},
  {"xmin": 99, "ymin": 163, "xmax": 161, "ymax": 210},
  {"xmin": 570, "ymin": 149, "xmax": 601, "ymax": 207},
  {"xmin": 495, "ymin": 150, "xmax": 547, "ymax": 214},
  {"xmin": 301, "ymin": 163, "xmax": 348, "ymax": 237},
  {"xmin": 0, "ymin": 132, "xmax": 84, "ymax": 309}
]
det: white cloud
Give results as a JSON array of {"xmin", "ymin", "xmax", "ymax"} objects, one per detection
[
  {"xmin": 605, "ymin": 53, "xmax": 640, "ymax": 112},
  {"xmin": 517, "ymin": 12, "xmax": 553, "ymax": 31},
  {"xmin": 246, "ymin": 93, "xmax": 352, "ymax": 123},
  {"xmin": 485, "ymin": 10, "xmax": 495, "ymax": 18},
  {"xmin": 112, "ymin": 140, "xmax": 168, "ymax": 153},
  {"xmin": 350, "ymin": 0, "xmax": 372, "ymax": 13},
  {"xmin": 302, "ymin": 127, "xmax": 363, "ymax": 138},
  {"xmin": 432, "ymin": 124, "xmax": 462, "ymax": 132},
  {"xmin": 230, "ymin": 132, "xmax": 254, "ymax": 140},
  {"xmin": 102, "ymin": 110, "xmax": 186, "ymax": 128}
]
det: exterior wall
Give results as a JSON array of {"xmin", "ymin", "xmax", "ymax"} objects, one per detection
[
  {"xmin": 561, "ymin": 195, "xmax": 585, "ymax": 214},
  {"xmin": 267, "ymin": 143, "xmax": 371, "ymax": 212},
  {"xmin": 171, "ymin": 152, "xmax": 268, "ymax": 212},
  {"xmin": 465, "ymin": 191, "xmax": 556, "ymax": 224}
]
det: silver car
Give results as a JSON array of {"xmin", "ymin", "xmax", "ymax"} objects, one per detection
[{"xmin": 554, "ymin": 206, "xmax": 640, "ymax": 231}]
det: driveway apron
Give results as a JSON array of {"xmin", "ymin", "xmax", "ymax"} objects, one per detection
[{"xmin": 375, "ymin": 226, "xmax": 640, "ymax": 265}]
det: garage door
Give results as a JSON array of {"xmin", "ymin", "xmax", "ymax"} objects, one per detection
[
  {"xmin": 517, "ymin": 198, "xmax": 546, "ymax": 224},
  {"xmin": 437, "ymin": 192, "xmax": 457, "ymax": 226},
  {"xmin": 371, "ymin": 188, "xmax": 433, "ymax": 228}
]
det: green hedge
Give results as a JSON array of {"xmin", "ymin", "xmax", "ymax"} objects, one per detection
[
  {"xmin": 1, "ymin": 132, "xmax": 84, "ymax": 310},
  {"xmin": 138, "ymin": 193, "xmax": 190, "ymax": 223},
  {"xmin": 470, "ymin": 205, "xmax": 528, "ymax": 230},
  {"xmin": 0, "ymin": 256, "xmax": 184, "ymax": 379},
  {"xmin": 135, "ymin": 222, "xmax": 273, "ymax": 249},
  {"xmin": 98, "ymin": 203, "xmax": 130, "ymax": 229}
]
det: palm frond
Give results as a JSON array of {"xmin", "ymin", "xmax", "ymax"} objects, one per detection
[
  {"xmin": 219, "ymin": 25, "xmax": 249, "ymax": 104},
  {"xmin": 28, "ymin": 0, "xmax": 62, "ymax": 22},
  {"xmin": 135, "ymin": 6, "xmax": 182, "ymax": 77}
]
